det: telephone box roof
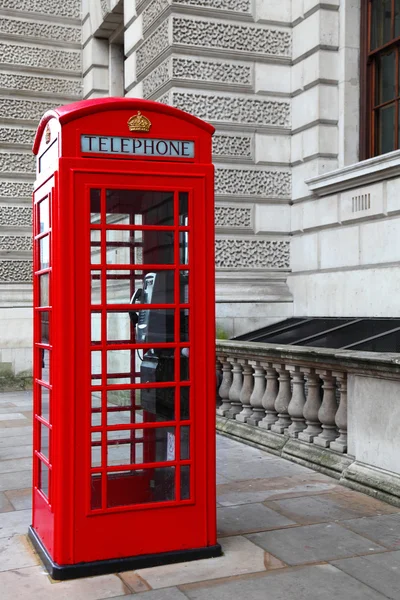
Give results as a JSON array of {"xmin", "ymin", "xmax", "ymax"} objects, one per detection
[{"xmin": 33, "ymin": 97, "xmax": 215, "ymax": 155}]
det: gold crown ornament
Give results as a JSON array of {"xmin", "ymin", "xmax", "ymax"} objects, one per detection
[{"xmin": 127, "ymin": 111, "xmax": 151, "ymax": 133}]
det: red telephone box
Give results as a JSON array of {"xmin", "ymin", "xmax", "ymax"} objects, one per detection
[{"xmin": 30, "ymin": 98, "xmax": 220, "ymax": 579}]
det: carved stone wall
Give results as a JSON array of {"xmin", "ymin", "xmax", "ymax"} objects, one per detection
[
  {"xmin": 215, "ymin": 239, "xmax": 290, "ymax": 269},
  {"xmin": 215, "ymin": 206, "xmax": 252, "ymax": 228},
  {"xmin": 0, "ymin": 0, "xmax": 82, "ymax": 374}
]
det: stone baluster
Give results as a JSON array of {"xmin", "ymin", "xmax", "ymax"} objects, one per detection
[
  {"xmin": 216, "ymin": 357, "xmax": 223, "ymax": 407},
  {"xmin": 236, "ymin": 359, "xmax": 254, "ymax": 423},
  {"xmin": 227, "ymin": 357, "xmax": 243, "ymax": 419},
  {"xmin": 314, "ymin": 370, "xmax": 339, "ymax": 447},
  {"xmin": 216, "ymin": 355, "xmax": 233, "ymax": 417},
  {"xmin": 259, "ymin": 362, "xmax": 279, "ymax": 430},
  {"xmin": 286, "ymin": 365, "xmax": 307, "ymax": 437},
  {"xmin": 247, "ymin": 361, "xmax": 266, "ymax": 426},
  {"xmin": 271, "ymin": 364, "xmax": 292, "ymax": 434},
  {"xmin": 298, "ymin": 368, "xmax": 323, "ymax": 443},
  {"xmin": 330, "ymin": 372, "xmax": 348, "ymax": 453}
]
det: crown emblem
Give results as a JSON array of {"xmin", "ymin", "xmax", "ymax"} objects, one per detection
[{"xmin": 127, "ymin": 111, "xmax": 151, "ymax": 133}]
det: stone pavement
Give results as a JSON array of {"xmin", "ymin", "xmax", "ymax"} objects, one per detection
[{"xmin": 1, "ymin": 391, "xmax": 400, "ymax": 599}]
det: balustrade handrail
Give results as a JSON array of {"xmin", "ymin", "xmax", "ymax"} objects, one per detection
[{"xmin": 216, "ymin": 339, "xmax": 400, "ymax": 379}]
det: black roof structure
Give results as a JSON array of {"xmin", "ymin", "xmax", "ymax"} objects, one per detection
[{"xmin": 234, "ymin": 318, "xmax": 400, "ymax": 352}]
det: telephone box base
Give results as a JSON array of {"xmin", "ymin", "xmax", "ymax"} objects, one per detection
[{"xmin": 28, "ymin": 527, "xmax": 222, "ymax": 581}]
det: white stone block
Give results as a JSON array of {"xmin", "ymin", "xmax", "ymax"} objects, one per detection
[
  {"xmin": 255, "ymin": 133, "xmax": 290, "ymax": 164},
  {"xmin": 360, "ymin": 217, "xmax": 400, "ymax": 266},
  {"xmin": 300, "ymin": 124, "xmax": 338, "ymax": 161},
  {"xmin": 254, "ymin": 204, "xmax": 291, "ymax": 233},
  {"xmin": 83, "ymin": 37, "xmax": 109, "ymax": 74},
  {"xmin": 385, "ymin": 178, "xmax": 400, "ymax": 215},
  {"xmin": 292, "ymin": 51, "xmax": 339, "ymax": 94},
  {"xmin": 124, "ymin": 0, "xmax": 137, "ymax": 25},
  {"xmin": 255, "ymin": 63, "xmax": 291, "ymax": 95},
  {"xmin": 125, "ymin": 81, "xmax": 143, "ymax": 98},
  {"xmin": 124, "ymin": 51, "xmax": 137, "ymax": 90},
  {"xmin": 290, "ymin": 233, "xmax": 319, "ymax": 271},
  {"xmin": 292, "ymin": 158, "xmax": 338, "ymax": 201},
  {"xmin": 340, "ymin": 182, "xmax": 384, "ymax": 222},
  {"xmin": 293, "ymin": 9, "xmax": 339, "ymax": 62},
  {"xmin": 291, "ymin": 131, "xmax": 303, "ymax": 165},
  {"xmin": 302, "ymin": 194, "xmax": 339, "ymax": 230},
  {"xmin": 303, "ymin": 0, "xmax": 340, "ymax": 16},
  {"xmin": 82, "ymin": 16, "xmax": 92, "ymax": 43},
  {"xmin": 125, "ymin": 14, "xmax": 143, "ymax": 56},
  {"xmin": 291, "ymin": 203, "xmax": 303, "ymax": 233},
  {"xmin": 319, "ymin": 225, "xmax": 359, "ymax": 269},
  {"xmin": 83, "ymin": 66, "xmax": 109, "ymax": 97},
  {"xmin": 255, "ymin": 0, "xmax": 291, "ymax": 23},
  {"xmin": 292, "ymin": 85, "xmax": 338, "ymax": 132}
]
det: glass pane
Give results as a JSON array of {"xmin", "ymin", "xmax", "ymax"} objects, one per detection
[
  {"xmin": 107, "ymin": 388, "xmax": 176, "ymax": 424},
  {"xmin": 180, "ymin": 426, "xmax": 190, "ymax": 459},
  {"xmin": 91, "ymin": 432, "xmax": 102, "ymax": 467},
  {"xmin": 377, "ymin": 103, "xmax": 395, "ymax": 154},
  {"xmin": 180, "ymin": 309, "xmax": 189, "ymax": 342},
  {"xmin": 39, "ymin": 197, "xmax": 50, "ymax": 233},
  {"xmin": 40, "ymin": 423, "xmax": 50, "ymax": 459},
  {"xmin": 106, "ymin": 189, "xmax": 174, "ymax": 226},
  {"xmin": 107, "ymin": 466, "xmax": 175, "ymax": 507},
  {"xmin": 91, "ymin": 312, "xmax": 101, "ymax": 345},
  {"xmin": 180, "ymin": 465, "xmax": 190, "ymax": 500},
  {"xmin": 91, "ymin": 473, "xmax": 102, "ymax": 509},
  {"xmin": 107, "ymin": 349, "xmax": 177, "ymax": 385},
  {"xmin": 91, "ymin": 391, "xmax": 102, "ymax": 426},
  {"xmin": 376, "ymin": 50, "xmax": 396, "ymax": 104},
  {"xmin": 39, "ymin": 273, "xmax": 49, "ymax": 307},
  {"xmin": 180, "ymin": 386, "xmax": 190, "ymax": 420},
  {"xmin": 106, "ymin": 311, "xmax": 135, "ymax": 344},
  {"xmin": 179, "ymin": 231, "xmax": 189, "ymax": 265},
  {"xmin": 106, "ymin": 230, "xmax": 174, "ymax": 265},
  {"xmin": 91, "ymin": 230, "xmax": 101, "ymax": 264},
  {"xmin": 180, "ymin": 271, "xmax": 189, "ymax": 303},
  {"xmin": 39, "ymin": 460, "xmax": 49, "ymax": 499},
  {"xmin": 40, "ymin": 311, "xmax": 50, "ymax": 344},
  {"xmin": 41, "ymin": 349, "xmax": 50, "ymax": 383},
  {"xmin": 107, "ymin": 310, "xmax": 175, "ymax": 344},
  {"xmin": 90, "ymin": 189, "xmax": 101, "ymax": 223},
  {"xmin": 91, "ymin": 351, "xmax": 102, "ymax": 382},
  {"xmin": 91, "ymin": 271, "xmax": 102, "ymax": 304},
  {"xmin": 179, "ymin": 192, "xmax": 188, "ymax": 226},
  {"xmin": 371, "ymin": 0, "xmax": 392, "ymax": 50},
  {"xmin": 396, "ymin": 0, "xmax": 400, "ymax": 37},
  {"xmin": 106, "ymin": 269, "xmax": 175, "ymax": 306},
  {"xmin": 39, "ymin": 235, "xmax": 50, "ymax": 270},
  {"xmin": 40, "ymin": 385, "xmax": 50, "ymax": 422},
  {"xmin": 107, "ymin": 427, "xmax": 175, "ymax": 466},
  {"xmin": 181, "ymin": 348, "xmax": 189, "ymax": 381}
]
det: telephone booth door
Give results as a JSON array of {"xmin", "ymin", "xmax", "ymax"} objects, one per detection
[{"xmin": 71, "ymin": 167, "xmax": 216, "ymax": 563}]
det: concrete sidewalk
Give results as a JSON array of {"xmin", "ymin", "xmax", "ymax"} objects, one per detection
[{"xmin": 1, "ymin": 391, "xmax": 400, "ymax": 599}]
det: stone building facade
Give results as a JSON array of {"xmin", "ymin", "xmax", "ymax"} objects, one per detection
[{"xmin": 2, "ymin": 0, "xmax": 400, "ymax": 383}]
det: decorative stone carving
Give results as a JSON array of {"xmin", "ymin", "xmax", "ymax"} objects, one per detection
[
  {"xmin": 215, "ymin": 239, "xmax": 290, "ymax": 269},
  {"xmin": 271, "ymin": 363, "xmax": 292, "ymax": 433},
  {"xmin": 314, "ymin": 370, "xmax": 339, "ymax": 448},
  {"xmin": 215, "ymin": 168, "xmax": 291, "ymax": 197},
  {"xmin": 0, "ymin": 206, "xmax": 32, "ymax": 227},
  {"xmin": 247, "ymin": 361, "xmax": 266, "ymax": 426},
  {"xmin": 0, "ymin": 259, "xmax": 33, "ymax": 282},
  {"xmin": 0, "ymin": 236, "xmax": 33, "ymax": 251},
  {"xmin": 0, "ymin": 98, "xmax": 55, "ymax": 121},
  {"xmin": 142, "ymin": 58, "xmax": 170, "ymax": 98},
  {"xmin": 236, "ymin": 359, "xmax": 254, "ymax": 423},
  {"xmin": 172, "ymin": 18, "xmax": 291, "ymax": 56},
  {"xmin": 0, "ymin": 73, "xmax": 81, "ymax": 97},
  {"xmin": 0, "ymin": 42, "xmax": 81, "ymax": 72},
  {"xmin": 173, "ymin": 57, "xmax": 252, "ymax": 86},
  {"xmin": 215, "ymin": 206, "xmax": 251, "ymax": 228},
  {"xmin": 298, "ymin": 368, "xmax": 323, "ymax": 442},
  {"xmin": 136, "ymin": 20, "xmax": 169, "ymax": 74},
  {"xmin": 213, "ymin": 135, "xmax": 252, "ymax": 159},
  {"xmin": 286, "ymin": 366, "xmax": 307, "ymax": 437},
  {"xmin": 143, "ymin": 0, "xmax": 169, "ymax": 31},
  {"xmin": 0, "ymin": 181, "xmax": 33, "ymax": 199},
  {"xmin": 0, "ymin": 0, "xmax": 81, "ymax": 19},
  {"xmin": 0, "ymin": 127, "xmax": 35, "ymax": 146},
  {"xmin": 0, "ymin": 17, "xmax": 81, "ymax": 44},
  {"xmin": 259, "ymin": 362, "xmax": 279, "ymax": 429},
  {"xmin": 173, "ymin": 0, "xmax": 250, "ymax": 11},
  {"xmin": 172, "ymin": 93, "xmax": 290, "ymax": 127},
  {"xmin": 0, "ymin": 153, "xmax": 35, "ymax": 173},
  {"xmin": 156, "ymin": 92, "xmax": 170, "ymax": 105}
]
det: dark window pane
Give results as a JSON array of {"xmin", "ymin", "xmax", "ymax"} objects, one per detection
[
  {"xmin": 106, "ymin": 190, "xmax": 174, "ymax": 226},
  {"xmin": 180, "ymin": 309, "xmax": 189, "ymax": 341},
  {"xmin": 395, "ymin": 0, "xmax": 400, "ymax": 37},
  {"xmin": 90, "ymin": 189, "xmax": 101, "ymax": 223},
  {"xmin": 107, "ymin": 387, "xmax": 175, "ymax": 423},
  {"xmin": 40, "ymin": 311, "xmax": 49, "ymax": 344},
  {"xmin": 377, "ymin": 103, "xmax": 395, "ymax": 154},
  {"xmin": 107, "ymin": 427, "xmax": 175, "ymax": 466},
  {"xmin": 91, "ymin": 473, "xmax": 102, "ymax": 510},
  {"xmin": 371, "ymin": 0, "xmax": 392, "ymax": 50},
  {"xmin": 180, "ymin": 465, "xmax": 190, "ymax": 500},
  {"xmin": 106, "ymin": 269, "xmax": 174, "ymax": 305},
  {"xmin": 376, "ymin": 50, "xmax": 396, "ymax": 103},
  {"xmin": 106, "ymin": 467, "xmax": 175, "ymax": 507},
  {"xmin": 179, "ymin": 192, "xmax": 188, "ymax": 226},
  {"xmin": 180, "ymin": 270, "xmax": 189, "ymax": 304},
  {"xmin": 180, "ymin": 425, "xmax": 190, "ymax": 459},
  {"xmin": 180, "ymin": 387, "xmax": 190, "ymax": 420}
]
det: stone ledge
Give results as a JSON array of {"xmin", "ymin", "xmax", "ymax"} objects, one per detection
[{"xmin": 216, "ymin": 416, "xmax": 400, "ymax": 507}]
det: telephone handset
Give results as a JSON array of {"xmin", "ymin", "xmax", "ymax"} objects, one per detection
[{"xmin": 130, "ymin": 273, "xmax": 155, "ymax": 343}]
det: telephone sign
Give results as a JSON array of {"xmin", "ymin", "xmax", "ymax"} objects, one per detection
[{"xmin": 30, "ymin": 98, "xmax": 220, "ymax": 579}]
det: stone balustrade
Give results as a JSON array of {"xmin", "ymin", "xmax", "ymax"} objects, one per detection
[{"xmin": 216, "ymin": 340, "xmax": 400, "ymax": 507}]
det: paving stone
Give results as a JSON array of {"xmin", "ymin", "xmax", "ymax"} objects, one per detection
[
  {"xmin": 0, "ymin": 508, "xmax": 31, "ymax": 538},
  {"xmin": 110, "ymin": 587, "xmax": 188, "ymax": 600},
  {"xmin": 180, "ymin": 563, "xmax": 389, "ymax": 600},
  {"xmin": 0, "ymin": 535, "xmax": 39, "ymax": 572},
  {"xmin": 216, "ymin": 473, "xmax": 231, "ymax": 484},
  {"xmin": 135, "ymin": 536, "xmax": 267, "ymax": 588},
  {"xmin": 0, "ymin": 565, "xmax": 129, "ymax": 599},
  {"xmin": 0, "ymin": 492, "xmax": 14, "ymax": 513},
  {"xmin": 5, "ymin": 488, "xmax": 32, "ymax": 510},
  {"xmin": 0, "ymin": 458, "xmax": 32, "ymax": 474},
  {"xmin": 0, "ymin": 445, "xmax": 32, "ymax": 461},
  {"xmin": 0, "ymin": 470, "xmax": 32, "ymax": 492},
  {"xmin": 332, "ymin": 550, "xmax": 400, "ymax": 600},
  {"xmin": 217, "ymin": 503, "xmax": 295, "ymax": 536},
  {"xmin": 0, "ymin": 435, "xmax": 32, "ymax": 450},
  {"xmin": 0, "ymin": 426, "xmax": 32, "ymax": 438},
  {"xmin": 246, "ymin": 523, "xmax": 387, "ymax": 565},
  {"xmin": 219, "ymin": 457, "xmax": 311, "ymax": 481},
  {"xmin": 118, "ymin": 571, "xmax": 151, "ymax": 593},
  {"xmin": 265, "ymin": 491, "xmax": 398, "ymax": 525},
  {"xmin": 0, "ymin": 413, "xmax": 27, "ymax": 421},
  {"xmin": 343, "ymin": 513, "xmax": 400, "ymax": 549}
]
